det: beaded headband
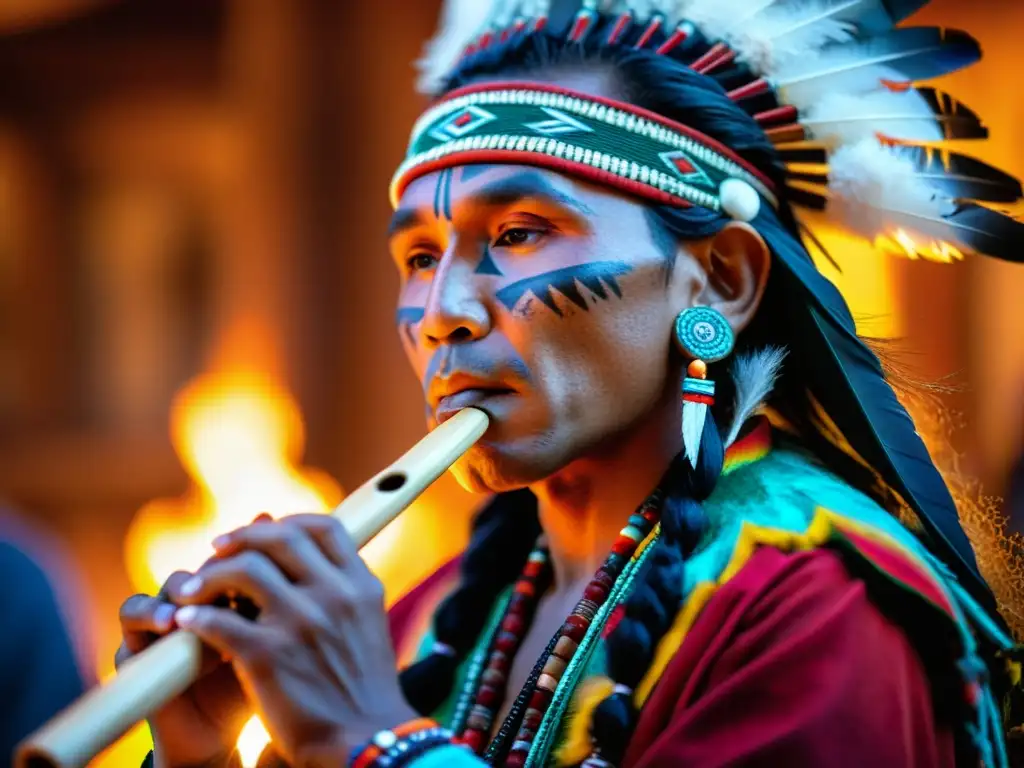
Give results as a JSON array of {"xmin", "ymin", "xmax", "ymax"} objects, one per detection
[{"xmin": 390, "ymin": 81, "xmax": 775, "ymax": 222}]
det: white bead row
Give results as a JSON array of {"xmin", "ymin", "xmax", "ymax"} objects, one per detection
[
  {"xmin": 410, "ymin": 88, "xmax": 776, "ymax": 206},
  {"xmin": 390, "ymin": 132, "xmax": 721, "ymax": 211}
]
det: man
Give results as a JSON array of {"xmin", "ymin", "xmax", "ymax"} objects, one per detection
[{"xmin": 117, "ymin": 3, "xmax": 1023, "ymax": 767}]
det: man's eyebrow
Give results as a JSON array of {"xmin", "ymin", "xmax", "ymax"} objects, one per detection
[
  {"xmin": 387, "ymin": 208, "xmax": 426, "ymax": 240},
  {"xmin": 469, "ymin": 171, "xmax": 596, "ymax": 215},
  {"xmin": 389, "ymin": 171, "xmax": 597, "ymax": 239}
]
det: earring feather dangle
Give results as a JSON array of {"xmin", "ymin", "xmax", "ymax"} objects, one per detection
[{"xmin": 674, "ymin": 307, "xmax": 734, "ymax": 469}]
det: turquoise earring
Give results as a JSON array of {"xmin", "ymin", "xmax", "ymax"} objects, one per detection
[{"xmin": 673, "ymin": 307, "xmax": 734, "ymax": 468}]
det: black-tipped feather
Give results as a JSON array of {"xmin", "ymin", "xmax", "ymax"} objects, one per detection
[
  {"xmin": 800, "ymin": 301, "xmax": 998, "ymax": 613},
  {"xmin": 883, "ymin": 0, "xmax": 931, "ymax": 23},
  {"xmin": 778, "ymin": 27, "xmax": 982, "ymax": 91},
  {"xmin": 893, "ymin": 146, "xmax": 1023, "ymax": 203},
  {"xmin": 766, "ymin": 0, "xmax": 930, "ymax": 37},
  {"xmin": 916, "ymin": 87, "xmax": 989, "ymax": 140},
  {"xmin": 937, "ymin": 204, "xmax": 1024, "ymax": 262},
  {"xmin": 770, "ymin": 255, "xmax": 999, "ymax": 615},
  {"xmin": 785, "ymin": 147, "xmax": 1022, "ymax": 205}
]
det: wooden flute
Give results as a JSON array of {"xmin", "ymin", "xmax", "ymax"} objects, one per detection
[{"xmin": 15, "ymin": 407, "xmax": 490, "ymax": 768}]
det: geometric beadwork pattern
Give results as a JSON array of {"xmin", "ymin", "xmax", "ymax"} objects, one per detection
[{"xmin": 392, "ymin": 83, "xmax": 777, "ymax": 213}]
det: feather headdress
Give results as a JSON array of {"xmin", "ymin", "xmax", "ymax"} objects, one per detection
[{"xmin": 413, "ymin": 0, "xmax": 1023, "ymax": 264}]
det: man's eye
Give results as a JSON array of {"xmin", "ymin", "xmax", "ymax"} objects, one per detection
[
  {"xmin": 494, "ymin": 228, "xmax": 546, "ymax": 248},
  {"xmin": 406, "ymin": 252, "xmax": 438, "ymax": 272}
]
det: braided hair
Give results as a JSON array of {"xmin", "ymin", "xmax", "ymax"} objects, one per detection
[{"xmin": 401, "ymin": 15, "xmax": 901, "ymax": 763}]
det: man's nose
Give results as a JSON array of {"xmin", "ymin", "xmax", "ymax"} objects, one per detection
[{"xmin": 420, "ymin": 248, "xmax": 491, "ymax": 346}]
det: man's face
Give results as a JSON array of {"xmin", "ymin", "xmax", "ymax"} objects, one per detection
[{"xmin": 388, "ymin": 165, "xmax": 689, "ymax": 493}]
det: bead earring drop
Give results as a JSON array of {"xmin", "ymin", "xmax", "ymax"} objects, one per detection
[{"xmin": 673, "ymin": 307, "xmax": 734, "ymax": 468}]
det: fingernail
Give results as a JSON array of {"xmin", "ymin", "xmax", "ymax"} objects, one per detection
[
  {"xmin": 154, "ymin": 603, "xmax": 176, "ymax": 629},
  {"xmin": 211, "ymin": 534, "xmax": 230, "ymax": 550},
  {"xmin": 180, "ymin": 577, "xmax": 202, "ymax": 597},
  {"xmin": 176, "ymin": 606, "xmax": 199, "ymax": 625}
]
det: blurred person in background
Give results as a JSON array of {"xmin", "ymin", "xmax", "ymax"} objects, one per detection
[
  {"xmin": 101, "ymin": 2, "xmax": 1024, "ymax": 767},
  {"xmin": 1, "ymin": 505, "xmax": 89, "ymax": 763}
]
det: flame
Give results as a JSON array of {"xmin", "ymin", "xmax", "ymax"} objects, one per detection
[
  {"xmin": 237, "ymin": 716, "xmax": 274, "ymax": 768},
  {"xmin": 118, "ymin": 364, "xmax": 343, "ymax": 765},
  {"xmin": 876, "ymin": 228, "xmax": 965, "ymax": 264}
]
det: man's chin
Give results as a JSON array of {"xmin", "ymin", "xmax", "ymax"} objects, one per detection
[{"xmin": 447, "ymin": 442, "xmax": 561, "ymax": 495}]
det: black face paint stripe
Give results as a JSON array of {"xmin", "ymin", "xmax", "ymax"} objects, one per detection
[
  {"xmin": 475, "ymin": 244, "xmax": 504, "ymax": 276},
  {"xmin": 496, "ymin": 261, "xmax": 634, "ymax": 317}
]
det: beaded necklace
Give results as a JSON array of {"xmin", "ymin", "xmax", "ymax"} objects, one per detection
[{"xmin": 451, "ymin": 486, "xmax": 666, "ymax": 766}]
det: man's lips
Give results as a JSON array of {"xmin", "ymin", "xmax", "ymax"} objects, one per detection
[{"xmin": 434, "ymin": 387, "xmax": 517, "ymax": 423}]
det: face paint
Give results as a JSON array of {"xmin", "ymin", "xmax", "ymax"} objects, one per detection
[
  {"xmin": 395, "ymin": 307, "xmax": 425, "ymax": 346},
  {"xmin": 496, "ymin": 261, "xmax": 633, "ymax": 318},
  {"xmin": 460, "ymin": 164, "xmax": 497, "ymax": 182},
  {"xmin": 475, "ymin": 244, "xmax": 504, "ymax": 276},
  {"xmin": 432, "ymin": 168, "xmax": 454, "ymax": 220},
  {"xmin": 391, "ymin": 162, "xmax": 686, "ymax": 494}
]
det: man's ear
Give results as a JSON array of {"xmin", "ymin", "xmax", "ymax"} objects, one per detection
[{"xmin": 672, "ymin": 222, "xmax": 771, "ymax": 335}]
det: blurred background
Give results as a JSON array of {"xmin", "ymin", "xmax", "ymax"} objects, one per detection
[{"xmin": 1, "ymin": 0, "xmax": 1023, "ymax": 765}]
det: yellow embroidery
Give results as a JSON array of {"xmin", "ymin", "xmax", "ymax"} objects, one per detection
[{"xmin": 634, "ymin": 507, "xmax": 941, "ymax": 707}]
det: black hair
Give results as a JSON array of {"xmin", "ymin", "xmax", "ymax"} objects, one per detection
[{"xmin": 399, "ymin": 15, "xmax": 931, "ymax": 764}]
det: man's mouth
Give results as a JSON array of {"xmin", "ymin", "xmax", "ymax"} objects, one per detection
[{"xmin": 435, "ymin": 387, "xmax": 517, "ymax": 423}]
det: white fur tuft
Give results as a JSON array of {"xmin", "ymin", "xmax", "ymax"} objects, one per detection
[
  {"xmin": 725, "ymin": 347, "xmax": 787, "ymax": 448},
  {"xmin": 415, "ymin": 0, "xmax": 505, "ymax": 95},
  {"xmin": 733, "ymin": 2, "xmax": 857, "ymax": 74},
  {"xmin": 684, "ymin": 0, "xmax": 763, "ymax": 44},
  {"xmin": 828, "ymin": 139, "xmax": 953, "ymax": 242},
  {"xmin": 804, "ymin": 88, "xmax": 945, "ymax": 144}
]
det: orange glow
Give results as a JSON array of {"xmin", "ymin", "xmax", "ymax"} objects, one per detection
[
  {"xmin": 108, "ymin": 347, "xmax": 343, "ymax": 765},
  {"xmin": 123, "ymin": 368, "xmax": 342, "ymax": 594}
]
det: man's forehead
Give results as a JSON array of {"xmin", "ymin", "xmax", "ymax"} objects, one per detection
[{"xmin": 397, "ymin": 164, "xmax": 583, "ymax": 210}]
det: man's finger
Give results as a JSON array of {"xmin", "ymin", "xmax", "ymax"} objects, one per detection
[
  {"xmin": 283, "ymin": 513, "xmax": 361, "ymax": 570},
  {"xmin": 210, "ymin": 520, "xmax": 334, "ymax": 582},
  {"xmin": 158, "ymin": 571, "xmax": 193, "ymax": 600},
  {"xmin": 174, "ymin": 605, "xmax": 263, "ymax": 660},
  {"xmin": 119, "ymin": 594, "xmax": 177, "ymax": 635},
  {"xmin": 176, "ymin": 551, "xmax": 296, "ymax": 613}
]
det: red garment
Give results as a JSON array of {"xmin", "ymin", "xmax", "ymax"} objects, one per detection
[
  {"xmin": 390, "ymin": 547, "xmax": 957, "ymax": 767},
  {"xmin": 625, "ymin": 546, "xmax": 956, "ymax": 767}
]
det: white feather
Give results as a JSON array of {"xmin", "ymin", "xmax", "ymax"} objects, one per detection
[
  {"xmin": 775, "ymin": 38, "xmax": 918, "ymax": 111},
  {"xmin": 724, "ymin": 347, "xmax": 788, "ymax": 448},
  {"xmin": 732, "ymin": 2, "xmax": 857, "ymax": 75},
  {"xmin": 415, "ymin": 0, "xmax": 504, "ymax": 95},
  {"xmin": 803, "ymin": 88, "xmax": 944, "ymax": 144},
  {"xmin": 682, "ymin": 400, "xmax": 708, "ymax": 468},
  {"xmin": 828, "ymin": 138, "xmax": 955, "ymax": 243},
  {"xmin": 684, "ymin": 0, "xmax": 761, "ymax": 43}
]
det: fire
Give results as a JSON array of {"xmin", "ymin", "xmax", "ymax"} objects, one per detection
[
  {"xmin": 877, "ymin": 228, "xmax": 965, "ymax": 263},
  {"xmin": 125, "ymin": 368, "xmax": 342, "ymax": 593},
  {"xmin": 120, "ymin": 365, "xmax": 343, "ymax": 766}
]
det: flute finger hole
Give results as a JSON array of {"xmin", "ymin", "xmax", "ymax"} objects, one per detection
[{"xmin": 376, "ymin": 472, "xmax": 407, "ymax": 492}]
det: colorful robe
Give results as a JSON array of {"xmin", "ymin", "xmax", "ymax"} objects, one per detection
[{"xmin": 389, "ymin": 420, "xmax": 1015, "ymax": 767}]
